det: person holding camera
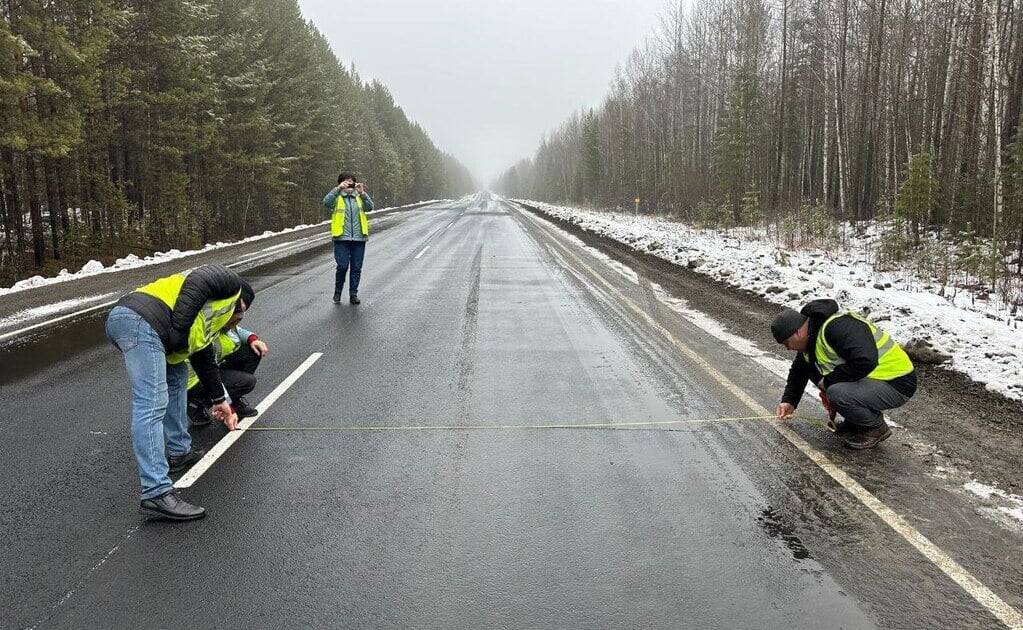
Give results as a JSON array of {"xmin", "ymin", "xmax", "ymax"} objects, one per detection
[{"xmin": 323, "ymin": 172, "xmax": 374, "ymax": 304}]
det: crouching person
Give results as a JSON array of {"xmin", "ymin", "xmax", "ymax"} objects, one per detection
[
  {"xmin": 187, "ymin": 309, "xmax": 268, "ymax": 426},
  {"xmin": 771, "ymin": 298, "xmax": 917, "ymax": 450},
  {"xmin": 105, "ymin": 264, "xmax": 253, "ymax": 520}
]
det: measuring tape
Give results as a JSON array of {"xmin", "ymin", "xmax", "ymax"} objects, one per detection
[{"xmin": 244, "ymin": 414, "xmax": 835, "ymax": 433}]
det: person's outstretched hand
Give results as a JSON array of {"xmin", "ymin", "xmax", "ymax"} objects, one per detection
[
  {"xmin": 250, "ymin": 339, "xmax": 269, "ymax": 357},
  {"xmin": 211, "ymin": 401, "xmax": 239, "ymax": 430},
  {"xmin": 776, "ymin": 402, "xmax": 795, "ymax": 419}
]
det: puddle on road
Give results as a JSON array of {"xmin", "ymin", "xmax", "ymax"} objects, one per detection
[
  {"xmin": 0, "ymin": 312, "xmax": 110, "ymax": 385},
  {"xmin": 757, "ymin": 507, "xmax": 813, "ymax": 561}
]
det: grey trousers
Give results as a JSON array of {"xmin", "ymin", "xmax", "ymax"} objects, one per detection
[{"xmin": 826, "ymin": 378, "xmax": 911, "ymax": 428}]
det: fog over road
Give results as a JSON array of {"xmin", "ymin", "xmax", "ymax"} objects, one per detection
[{"xmin": 2, "ymin": 196, "xmax": 1019, "ymax": 629}]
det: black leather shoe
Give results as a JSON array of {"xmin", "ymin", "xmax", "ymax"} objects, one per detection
[
  {"xmin": 844, "ymin": 423, "xmax": 892, "ymax": 450},
  {"xmin": 332, "ymin": 293, "xmax": 341, "ymax": 304},
  {"xmin": 187, "ymin": 402, "xmax": 212, "ymax": 427},
  {"xmin": 234, "ymin": 396, "xmax": 259, "ymax": 418},
  {"xmin": 167, "ymin": 448, "xmax": 205, "ymax": 473},
  {"xmin": 140, "ymin": 491, "xmax": 206, "ymax": 521},
  {"xmin": 350, "ymin": 295, "xmax": 361, "ymax": 304}
]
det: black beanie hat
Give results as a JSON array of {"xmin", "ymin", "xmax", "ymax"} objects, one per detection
[
  {"xmin": 771, "ymin": 308, "xmax": 807, "ymax": 343},
  {"xmin": 238, "ymin": 279, "xmax": 254, "ymax": 310}
]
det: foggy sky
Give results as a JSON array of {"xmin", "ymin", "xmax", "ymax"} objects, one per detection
[{"xmin": 296, "ymin": 0, "xmax": 668, "ymax": 186}]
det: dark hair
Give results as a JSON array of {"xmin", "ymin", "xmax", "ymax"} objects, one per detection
[
  {"xmin": 237, "ymin": 279, "xmax": 255, "ymax": 310},
  {"xmin": 337, "ymin": 172, "xmax": 357, "ymax": 184}
]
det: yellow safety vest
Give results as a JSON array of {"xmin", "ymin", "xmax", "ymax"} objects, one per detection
[
  {"xmin": 810, "ymin": 311, "xmax": 913, "ymax": 381},
  {"xmin": 135, "ymin": 270, "xmax": 240, "ymax": 364},
  {"xmin": 331, "ymin": 193, "xmax": 369, "ymax": 238},
  {"xmin": 186, "ymin": 330, "xmax": 242, "ymax": 389}
]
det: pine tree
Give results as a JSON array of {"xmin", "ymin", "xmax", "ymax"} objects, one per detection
[
  {"xmin": 1002, "ymin": 128, "xmax": 1023, "ymax": 273},
  {"xmin": 579, "ymin": 111, "xmax": 603, "ymax": 203},
  {"xmin": 894, "ymin": 152, "xmax": 939, "ymax": 247}
]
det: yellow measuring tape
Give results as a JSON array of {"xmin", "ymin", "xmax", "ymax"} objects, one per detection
[{"xmin": 244, "ymin": 414, "xmax": 835, "ymax": 433}]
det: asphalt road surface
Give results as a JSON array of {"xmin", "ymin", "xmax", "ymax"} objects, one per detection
[{"xmin": 2, "ymin": 196, "xmax": 1020, "ymax": 629}]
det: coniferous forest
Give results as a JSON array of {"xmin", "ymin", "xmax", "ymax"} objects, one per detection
[
  {"xmin": 1, "ymin": 0, "xmax": 475, "ymax": 286},
  {"xmin": 496, "ymin": 0, "xmax": 1023, "ymax": 294}
]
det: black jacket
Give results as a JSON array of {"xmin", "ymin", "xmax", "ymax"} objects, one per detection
[
  {"xmin": 781, "ymin": 299, "xmax": 916, "ymax": 407},
  {"xmin": 117, "ymin": 264, "xmax": 242, "ymax": 404}
]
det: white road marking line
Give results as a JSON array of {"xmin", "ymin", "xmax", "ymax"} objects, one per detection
[
  {"xmin": 518, "ymin": 207, "xmax": 1023, "ymax": 630},
  {"xmin": 414, "ymin": 245, "xmax": 430, "ymax": 260},
  {"xmin": 175, "ymin": 352, "xmax": 323, "ymax": 488}
]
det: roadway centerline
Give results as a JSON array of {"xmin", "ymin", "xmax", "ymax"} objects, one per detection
[
  {"xmin": 174, "ymin": 352, "xmax": 323, "ymax": 489},
  {"xmin": 414, "ymin": 245, "xmax": 430, "ymax": 260},
  {"xmin": 512, "ymin": 203, "xmax": 1023, "ymax": 630}
]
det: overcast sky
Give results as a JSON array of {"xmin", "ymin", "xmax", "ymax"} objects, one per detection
[{"xmin": 296, "ymin": 0, "xmax": 668, "ymax": 186}]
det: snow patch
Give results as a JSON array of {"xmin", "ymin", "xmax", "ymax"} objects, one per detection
[
  {"xmin": 0, "ymin": 293, "xmax": 119, "ymax": 328},
  {"xmin": 964, "ymin": 481, "xmax": 1023, "ymax": 525}
]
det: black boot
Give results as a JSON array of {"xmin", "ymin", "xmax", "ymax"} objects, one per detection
[
  {"xmin": 168, "ymin": 448, "xmax": 205, "ymax": 473},
  {"xmin": 350, "ymin": 295, "xmax": 361, "ymax": 304},
  {"xmin": 234, "ymin": 396, "xmax": 259, "ymax": 418},
  {"xmin": 140, "ymin": 491, "xmax": 206, "ymax": 521},
  {"xmin": 332, "ymin": 293, "xmax": 341, "ymax": 304}
]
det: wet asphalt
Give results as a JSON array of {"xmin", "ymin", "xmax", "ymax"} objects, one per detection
[{"xmin": 0, "ymin": 196, "xmax": 1017, "ymax": 629}]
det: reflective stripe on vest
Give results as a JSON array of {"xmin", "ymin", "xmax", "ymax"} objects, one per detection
[
  {"xmin": 187, "ymin": 331, "xmax": 242, "ymax": 390},
  {"xmin": 135, "ymin": 269, "xmax": 240, "ymax": 364},
  {"xmin": 815, "ymin": 311, "xmax": 913, "ymax": 381},
  {"xmin": 331, "ymin": 194, "xmax": 369, "ymax": 238}
]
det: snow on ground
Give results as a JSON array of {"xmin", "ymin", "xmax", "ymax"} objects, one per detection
[
  {"xmin": 0, "ymin": 200, "xmax": 446, "ymax": 299},
  {"xmin": 515, "ymin": 199, "xmax": 1023, "ymax": 406},
  {"xmin": 963, "ymin": 481, "xmax": 1023, "ymax": 530},
  {"xmin": 546, "ymin": 228, "xmax": 640, "ymax": 285}
]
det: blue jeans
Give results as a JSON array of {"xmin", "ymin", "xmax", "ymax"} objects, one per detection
[
  {"xmin": 105, "ymin": 306, "xmax": 192, "ymax": 500},
  {"xmin": 333, "ymin": 239, "xmax": 366, "ymax": 296}
]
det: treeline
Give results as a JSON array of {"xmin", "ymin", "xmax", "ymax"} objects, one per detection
[
  {"xmin": 1, "ymin": 0, "xmax": 474, "ymax": 286},
  {"xmin": 496, "ymin": 0, "xmax": 1023, "ymax": 277}
]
